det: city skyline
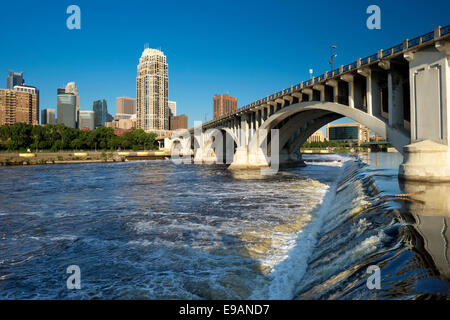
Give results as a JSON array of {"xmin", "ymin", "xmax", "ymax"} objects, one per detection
[{"xmin": 1, "ymin": 1, "xmax": 449, "ymax": 128}]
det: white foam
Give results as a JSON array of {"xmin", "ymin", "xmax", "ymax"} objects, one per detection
[{"xmin": 249, "ymin": 159, "xmax": 353, "ymax": 299}]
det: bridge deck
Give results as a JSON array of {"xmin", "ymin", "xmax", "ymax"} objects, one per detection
[{"xmin": 191, "ymin": 25, "xmax": 449, "ymax": 132}]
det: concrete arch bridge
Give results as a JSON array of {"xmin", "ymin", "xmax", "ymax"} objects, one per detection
[{"xmin": 167, "ymin": 26, "xmax": 450, "ymax": 181}]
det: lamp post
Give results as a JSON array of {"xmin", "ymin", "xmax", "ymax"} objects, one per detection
[{"xmin": 330, "ymin": 45, "xmax": 337, "ymax": 73}]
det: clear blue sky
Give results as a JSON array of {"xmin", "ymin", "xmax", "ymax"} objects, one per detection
[{"xmin": 1, "ymin": 0, "xmax": 449, "ymax": 128}]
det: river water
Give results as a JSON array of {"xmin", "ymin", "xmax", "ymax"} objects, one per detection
[{"xmin": 0, "ymin": 153, "xmax": 448, "ymax": 299}]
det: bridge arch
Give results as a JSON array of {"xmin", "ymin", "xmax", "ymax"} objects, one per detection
[
  {"xmin": 249, "ymin": 101, "xmax": 410, "ymax": 154},
  {"xmin": 203, "ymin": 127, "xmax": 238, "ymax": 164},
  {"xmin": 219, "ymin": 127, "xmax": 239, "ymax": 147}
]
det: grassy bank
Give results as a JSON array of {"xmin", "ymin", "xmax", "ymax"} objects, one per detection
[{"xmin": 0, "ymin": 150, "xmax": 166, "ymax": 166}]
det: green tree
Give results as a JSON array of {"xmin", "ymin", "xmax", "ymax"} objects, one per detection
[
  {"xmin": 108, "ymin": 135, "xmax": 123, "ymax": 150},
  {"xmin": 71, "ymin": 138, "xmax": 83, "ymax": 150}
]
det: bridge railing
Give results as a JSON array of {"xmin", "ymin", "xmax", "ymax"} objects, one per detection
[
  {"xmin": 361, "ymin": 57, "xmax": 369, "ymax": 65},
  {"xmin": 442, "ymin": 25, "xmax": 450, "ymax": 36},
  {"xmin": 201, "ymin": 25, "xmax": 450, "ymax": 127}
]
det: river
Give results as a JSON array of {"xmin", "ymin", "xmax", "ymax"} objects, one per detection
[{"xmin": 0, "ymin": 153, "xmax": 448, "ymax": 299}]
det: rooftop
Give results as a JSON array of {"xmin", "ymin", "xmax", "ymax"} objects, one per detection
[{"xmin": 141, "ymin": 48, "xmax": 165, "ymax": 57}]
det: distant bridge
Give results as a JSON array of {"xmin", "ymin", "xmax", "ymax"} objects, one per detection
[{"xmin": 168, "ymin": 25, "xmax": 450, "ymax": 182}]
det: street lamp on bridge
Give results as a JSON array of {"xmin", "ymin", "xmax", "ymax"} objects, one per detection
[{"xmin": 330, "ymin": 45, "xmax": 337, "ymax": 73}]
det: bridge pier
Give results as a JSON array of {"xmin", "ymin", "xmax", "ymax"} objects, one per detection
[
  {"xmin": 399, "ymin": 140, "xmax": 450, "ymax": 182},
  {"xmin": 399, "ymin": 40, "xmax": 450, "ymax": 181},
  {"xmin": 228, "ymin": 146, "xmax": 270, "ymax": 169},
  {"xmin": 279, "ymin": 148, "xmax": 305, "ymax": 167}
]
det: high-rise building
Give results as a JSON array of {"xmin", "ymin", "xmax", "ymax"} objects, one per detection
[
  {"xmin": 168, "ymin": 101, "xmax": 177, "ymax": 129},
  {"xmin": 6, "ymin": 71, "xmax": 39, "ymax": 123},
  {"xmin": 169, "ymin": 114, "xmax": 188, "ymax": 130},
  {"xmin": 65, "ymin": 82, "xmax": 79, "ymax": 127},
  {"xmin": 7, "ymin": 71, "xmax": 24, "ymax": 89},
  {"xmin": 0, "ymin": 89, "xmax": 38, "ymax": 125},
  {"xmin": 136, "ymin": 47, "xmax": 169, "ymax": 131},
  {"xmin": 168, "ymin": 101, "xmax": 176, "ymax": 117},
  {"xmin": 57, "ymin": 92, "xmax": 77, "ymax": 128},
  {"xmin": 14, "ymin": 85, "xmax": 40, "ymax": 123},
  {"xmin": 93, "ymin": 99, "xmax": 109, "ymax": 128},
  {"xmin": 213, "ymin": 94, "xmax": 238, "ymax": 120},
  {"xmin": 41, "ymin": 108, "xmax": 56, "ymax": 125},
  {"xmin": 116, "ymin": 97, "xmax": 136, "ymax": 115},
  {"xmin": 79, "ymin": 110, "xmax": 95, "ymax": 130},
  {"xmin": 65, "ymin": 82, "xmax": 79, "ymax": 107}
]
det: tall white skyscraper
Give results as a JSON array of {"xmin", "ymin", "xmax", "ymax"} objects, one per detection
[{"xmin": 136, "ymin": 48, "xmax": 169, "ymax": 131}]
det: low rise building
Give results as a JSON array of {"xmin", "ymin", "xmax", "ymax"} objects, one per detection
[
  {"xmin": 326, "ymin": 122, "xmax": 370, "ymax": 146},
  {"xmin": 105, "ymin": 118, "xmax": 137, "ymax": 130},
  {"xmin": 307, "ymin": 130, "xmax": 325, "ymax": 143}
]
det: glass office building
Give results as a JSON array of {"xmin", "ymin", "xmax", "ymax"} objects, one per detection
[
  {"xmin": 57, "ymin": 93, "xmax": 77, "ymax": 128},
  {"xmin": 328, "ymin": 126, "xmax": 359, "ymax": 141},
  {"xmin": 93, "ymin": 99, "xmax": 109, "ymax": 128},
  {"xmin": 7, "ymin": 71, "xmax": 24, "ymax": 89}
]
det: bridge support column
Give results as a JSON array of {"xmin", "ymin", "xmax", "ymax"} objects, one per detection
[
  {"xmin": 230, "ymin": 121, "xmax": 271, "ymax": 169},
  {"xmin": 229, "ymin": 146, "xmax": 270, "ymax": 169},
  {"xmin": 388, "ymin": 68, "xmax": 405, "ymax": 128},
  {"xmin": 194, "ymin": 131, "xmax": 217, "ymax": 164},
  {"xmin": 313, "ymin": 84, "xmax": 325, "ymax": 102},
  {"xmin": 358, "ymin": 68, "xmax": 373, "ymax": 115},
  {"xmin": 193, "ymin": 134, "xmax": 205, "ymax": 164},
  {"xmin": 261, "ymin": 107, "xmax": 266, "ymax": 125},
  {"xmin": 326, "ymin": 80, "xmax": 338, "ymax": 102},
  {"xmin": 279, "ymin": 148, "xmax": 305, "ymax": 167},
  {"xmin": 302, "ymin": 88, "xmax": 313, "ymax": 101},
  {"xmin": 341, "ymin": 74, "xmax": 354, "ymax": 108},
  {"xmin": 256, "ymin": 110, "xmax": 260, "ymax": 130},
  {"xmin": 249, "ymin": 112, "xmax": 254, "ymax": 140},
  {"xmin": 399, "ymin": 41, "xmax": 450, "ymax": 181},
  {"xmin": 194, "ymin": 147, "xmax": 205, "ymax": 163},
  {"xmin": 370, "ymin": 71, "xmax": 382, "ymax": 119},
  {"xmin": 229, "ymin": 146, "xmax": 249, "ymax": 169}
]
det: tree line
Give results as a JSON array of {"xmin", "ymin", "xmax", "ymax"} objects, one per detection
[{"xmin": 0, "ymin": 123, "xmax": 158, "ymax": 152}]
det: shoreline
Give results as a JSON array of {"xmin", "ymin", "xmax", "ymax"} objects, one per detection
[
  {"xmin": 0, "ymin": 151, "xmax": 168, "ymax": 167},
  {"xmin": 0, "ymin": 150, "xmax": 395, "ymax": 167}
]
